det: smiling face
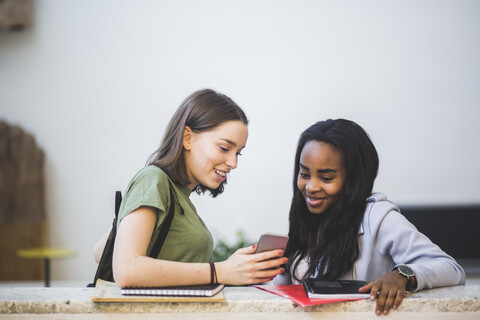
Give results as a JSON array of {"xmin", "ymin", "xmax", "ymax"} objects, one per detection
[
  {"xmin": 183, "ymin": 120, "xmax": 248, "ymax": 191},
  {"xmin": 297, "ymin": 140, "xmax": 346, "ymax": 215}
]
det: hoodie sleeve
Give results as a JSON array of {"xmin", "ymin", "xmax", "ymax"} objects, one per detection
[{"xmin": 369, "ymin": 203, "xmax": 466, "ymax": 291}]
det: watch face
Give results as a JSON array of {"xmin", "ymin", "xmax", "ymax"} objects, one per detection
[{"xmin": 398, "ymin": 265, "xmax": 415, "ymax": 277}]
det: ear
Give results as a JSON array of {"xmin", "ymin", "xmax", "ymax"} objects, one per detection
[{"xmin": 183, "ymin": 126, "xmax": 193, "ymax": 150}]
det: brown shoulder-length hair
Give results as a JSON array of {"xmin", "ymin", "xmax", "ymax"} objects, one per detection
[{"xmin": 147, "ymin": 89, "xmax": 248, "ymax": 197}]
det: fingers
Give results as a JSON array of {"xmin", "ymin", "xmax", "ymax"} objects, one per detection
[
  {"xmin": 374, "ymin": 287, "xmax": 406, "ymax": 315},
  {"xmin": 222, "ymin": 246, "xmax": 288, "ymax": 285},
  {"xmin": 256, "ymin": 256, "xmax": 288, "ymax": 271},
  {"xmin": 249, "ymin": 266, "xmax": 286, "ymax": 284},
  {"xmin": 358, "ymin": 281, "xmax": 374, "ymax": 293},
  {"xmin": 367, "ymin": 272, "xmax": 409, "ymax": 315},
  {"xmin": 375, "ymin": 287, "xmax": 394, "ymax": 315},
  {"xmin": 224, "ymin": 263, "xmax": 285, "ymax": 285},
  {"xmin": 233, "ymin": 247, "xmax": 286, "ymax": 267},
  {"xmin": 235, "ymin": 244, "xmax": 258, "ymax": 254},
  {"xmin": 392, "ymin": 289, "xmax": 405, "ymax": 309},
  {"xmin": 235, "ymin": 246, "xmax": 285, "ymax": 263},
  {"xmin": 254, "ymin": 249, "xmax": 286, "ymax": 262},
  {"xmin": 369, "ymin": 283, "xmax": 380, "ymax": 301}
]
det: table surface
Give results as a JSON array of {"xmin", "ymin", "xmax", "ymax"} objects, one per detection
[
  {"xmin": 17, "ymin": 247, "xmax": 76, "ymax": 259},
  {"xmin": 1, "ymin": 284, "xmax": 479, "ymax": 315}
]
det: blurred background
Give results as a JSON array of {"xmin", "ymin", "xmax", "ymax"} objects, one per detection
[{"xmin": 1, "ymin": 0, "xmax": 479, "ymax": 285}]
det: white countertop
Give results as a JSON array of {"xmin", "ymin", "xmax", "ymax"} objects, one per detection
[{"xmin": 1, "ymin": 285, "xmax": 479, "ymax": 316}]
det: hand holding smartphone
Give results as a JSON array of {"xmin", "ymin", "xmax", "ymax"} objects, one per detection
[{"xmin": 254, "ymin": 233, "xmax": 288, "ymax": 274}]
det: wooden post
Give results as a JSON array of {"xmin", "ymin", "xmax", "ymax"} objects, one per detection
[
  {"xmin": 0, "ymin": 120, "xmax": 46, "ymax": 281},
  {"xmin": 0, "ymin": 0, "xmax": 33, "ymax": 31}
]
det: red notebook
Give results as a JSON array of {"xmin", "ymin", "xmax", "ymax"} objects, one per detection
[{"xmin": 253, "ymin": 284, "xmax": 364, "ymax": 307}]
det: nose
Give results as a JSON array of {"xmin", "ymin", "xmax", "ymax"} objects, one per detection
[
  {"xmin": 226, "ymin": 152, "xmax": 238, "ymax": 169},
  {"xmin": 305, "ymin": 178, "xmax": 322, "ymax": 193}
]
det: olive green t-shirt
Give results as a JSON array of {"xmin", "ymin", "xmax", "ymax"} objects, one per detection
[{"xmin": 117, "ymin": 165, "xmax": 213, "ymax": 263}]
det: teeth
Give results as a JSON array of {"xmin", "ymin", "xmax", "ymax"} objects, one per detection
[{"xmin": 214, "ymin": 169, "xmax": 226, "ymax": 177}]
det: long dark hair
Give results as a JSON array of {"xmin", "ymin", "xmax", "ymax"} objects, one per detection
[
  {"xmin": 285, "ymin": 119, "xmax": 379, "ymax": 281},
  {"xmin": 147, "ymin": 89, "xmax": 248, "ymax": 197}
]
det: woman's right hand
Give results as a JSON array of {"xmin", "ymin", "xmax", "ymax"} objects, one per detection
[{"xmin": 215, "ymin": 244, "xmax": 288, "ymax": 285}]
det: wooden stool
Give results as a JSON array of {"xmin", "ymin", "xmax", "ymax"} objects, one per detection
[{"xmin": 17, "ymin": 247, "xmax": 75, "ymax": 287}]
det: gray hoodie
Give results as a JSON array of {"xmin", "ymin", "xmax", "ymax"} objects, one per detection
[{"xmin": 274, "ymin": 192, "xmax": 466, "ymax": 291}]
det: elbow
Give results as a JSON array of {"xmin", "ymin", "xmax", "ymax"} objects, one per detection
[
  {"xmin": 113, "ymin": 267, "xmax": 131, "ymax": 288},
  {"xmin": 448, "ymin": 259, "xmax": 467, "ymax": 285},
  {"xmin": 457, "ymin": 265, "xmax": 466, "ymax": 285},
  {"xmin": 114, "ymin": 274, "xmax": 131, "ymax": 289},
  {"xmin": 112, "ymin": 258, "xmax": 138, "ymax": 288}
]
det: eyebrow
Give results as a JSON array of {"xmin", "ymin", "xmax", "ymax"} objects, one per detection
[
  {"xmin": 221, "ymin": 139, "xmax": 236, "ymax": 146},
  {"xmin": 299, "ymin": 163, "xmax": 337, "ymax": 174},
  {"xmin": 221, "ymin": 139, "xmax": 245, "ymax": 149}
]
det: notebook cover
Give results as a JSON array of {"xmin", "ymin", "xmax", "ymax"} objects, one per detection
[
  {"xmin": 253, "ymin": 284, "xmax": 363, "ymax": 307},
  {"xmin": 92, "ymin": 279, "xmax": 225, "ymax": 302}
]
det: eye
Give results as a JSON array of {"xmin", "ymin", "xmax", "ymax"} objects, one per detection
[
  {"xmin": 236, "ymin": 152, "xmax": 243, "ymax": 157},
  {"xmin": 219, "ymin": 146, "xmax": 228, "ymax": 152},
  {"xmin": 321, "ymin": 177, "xmax": 334, "ymax": 182},
  {"xmin": 299, "ymin": 171, "xmax": 309, "ymax": 179}
]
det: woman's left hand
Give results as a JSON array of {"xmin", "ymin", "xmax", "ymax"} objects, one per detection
[{"xmin": 358, "ymin": 271, "xmax": 408, "ymax": 316}]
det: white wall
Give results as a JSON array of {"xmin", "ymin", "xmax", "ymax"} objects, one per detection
[{"xmin": 1, "ymin": 0, "xmax": 479, "ymax": 282}]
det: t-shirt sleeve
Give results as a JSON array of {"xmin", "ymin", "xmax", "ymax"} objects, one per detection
[{"xmin": 117, "ymin": 166, "xmax": 170, "ymax": 229}]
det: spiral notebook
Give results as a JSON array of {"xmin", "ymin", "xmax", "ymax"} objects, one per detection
[{"xmin": 121, "ymin": 283, "xmax": 224, "ymax": 297}]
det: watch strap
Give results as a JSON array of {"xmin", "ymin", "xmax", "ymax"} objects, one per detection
[{"xmin": 392, "ymin": 265, "xmax": 417, "ymax": 291}]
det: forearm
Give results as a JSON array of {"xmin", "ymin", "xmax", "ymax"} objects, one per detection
[
  {"xmin": 372, "ymin": 209, "xmax": 466, "ymax": 291},
  {"xmin": 93, "ymin": 229, "xmax": 110, "ymax": 263},
  {"xmin": 113, "ymin": 247, "xmax": 288, "ymax": 288},
  {"xmin": 411, "ymin": 258, "xmax": 466, "ymax": 291},
  {"xmin": 113, "ymin": 256, "xmax": 211, "ymax": 288}
]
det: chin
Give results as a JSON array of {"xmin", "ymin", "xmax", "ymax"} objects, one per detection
[
  {"xmin": 203, "ymin": 181, "xmax": 222, "ymax": 190},
  {"xmin": 308, "ymin": 208, "xmax": 325, "ymax": 215},
  {"xmin": 307, "ymin": 204, "xmax": 330, "ymax": 215}
]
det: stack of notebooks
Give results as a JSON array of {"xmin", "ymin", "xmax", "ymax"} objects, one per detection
[{"xmin": 92, "ymin": 279, "xmax": 225, "ymax": 302}]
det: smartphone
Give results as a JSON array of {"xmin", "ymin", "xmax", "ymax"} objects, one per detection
[{"xmin": 255, "ymin": 233, "xmax": 289, "ymax": 253}]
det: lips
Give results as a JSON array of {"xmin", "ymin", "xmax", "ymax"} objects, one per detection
[
  {"xmin": 214, "ymin": 168, "xmax": 228, "ymax": 181},
  {"xmin": 306, "ymin": 195, "xmax": 328, "ymax": 207}
]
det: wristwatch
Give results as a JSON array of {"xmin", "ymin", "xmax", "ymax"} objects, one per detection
[{"xmin": 392, "ymin": 265, "xmax": 417, "ymax": 291}]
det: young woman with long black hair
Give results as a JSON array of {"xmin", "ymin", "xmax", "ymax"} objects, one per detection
[{"xmin": 275, "ymin": 119, "xmax": 465, "ymax": 315}]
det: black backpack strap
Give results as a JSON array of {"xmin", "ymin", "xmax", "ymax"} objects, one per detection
[
  {"xmin": 88, "ymin": 180, "xmax": 180, "ymax": 287},
  {"xmin": 87, "ymin": 191, "xmax": 122, "ymax": 287},
  {"xmin": 114, "ymin": 191, "xmax": 122, "ymax": 219},
  {"xmin": 109, "ymin": 190, "xmax": 122, "ymax": 229},
  {"xmin": 148, "ymin": 181, "xmax": 182, "ymax": 258}
]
